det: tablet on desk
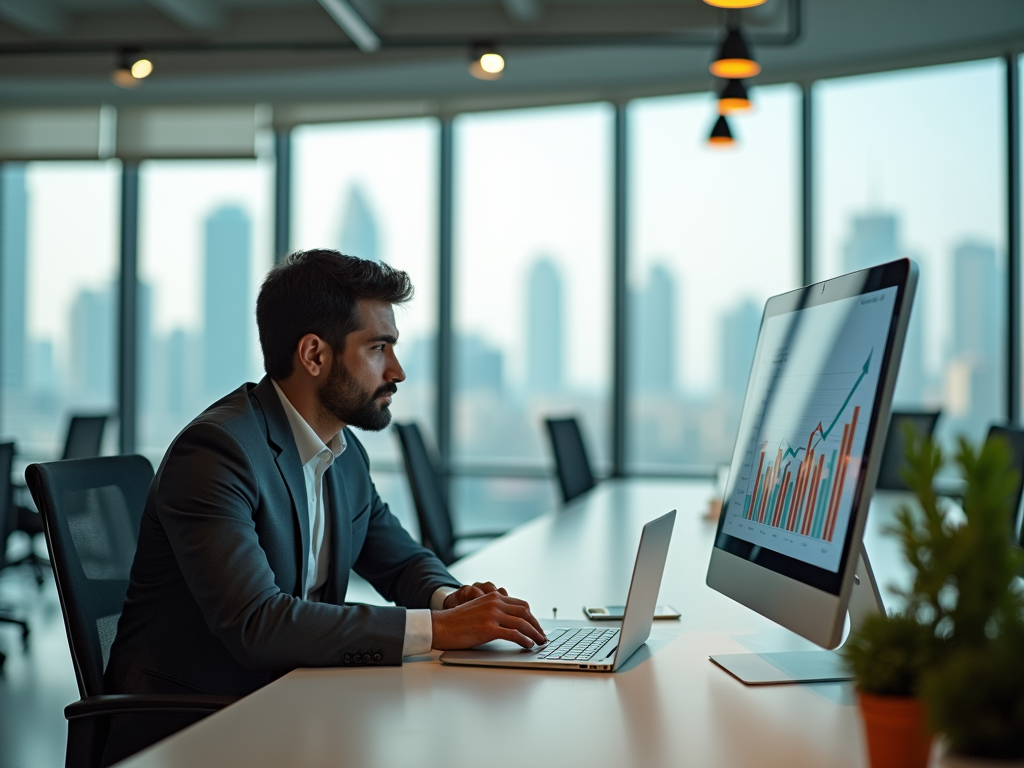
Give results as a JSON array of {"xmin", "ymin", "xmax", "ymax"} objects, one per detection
[{"xmin": 584, "ymin": 605, "xmax": 680, "ymax": 620}]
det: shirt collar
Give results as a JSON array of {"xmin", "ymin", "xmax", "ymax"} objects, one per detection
[{"xmin": 271, "ymin": 379, "xmax": 346, "ymax": 467}]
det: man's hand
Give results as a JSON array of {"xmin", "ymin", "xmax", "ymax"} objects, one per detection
[
  {"xmin": 432, "ymin": 589, "xmax": 546, "ymax": 651},
  {"xmin": 442, "ymin": 581, "xmax": 508, "ymax": 610}
]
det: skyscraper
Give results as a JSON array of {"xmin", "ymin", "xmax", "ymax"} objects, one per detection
[
  {"xmin": 203, "ymin": 206, "xmax": 252, "ymax": 399},
  {"xmin": 719, "ymin": 298, "xmax": 760, "ymax": 403},
  {"xmin": 338, "ymin": 185, "xmax": 379, "ymax": 262},
  {"xmin": 841, "ymin": 211, "xmax": 925, "ymax": 403},
  {"xmin": 1, "ymin": 164, "xmax": 28, "ymax": 392},
  {"xmin": 68, "ymin": 286, "xmax": 114, "ymax": 398},
  {"xmin": 525, "ymin": 258, "xmax": 563, "ymax": 393},
  {"xmin": 631, "ymin": 264, "xmax": 676, "ymax": 393},
  {"xmin": 950, "ymin": 240, "xmax": 1000, "ymax": 425}
]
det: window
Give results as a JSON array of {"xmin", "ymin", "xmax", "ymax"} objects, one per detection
[
  {"xmin": 815, "ymin": 60, "xmax": 1007, "ymax": 450},
  {"xmin": 453, "ymin": 103, "xmax": 615, "ymax": 472},
  {"xmin": 1, "ymin": 162, "xmax": 120, "ymax": 458},
  {"xmin": 627, "ymin": 85, "xmax": 801, "ymax": 472},
  {"xmin": 291, "ymin": 118, "xmax": 439, "ymax": 467},
  {"xmin": 137, "ymin": 160, "xmax": 273, "ymax": 459}
]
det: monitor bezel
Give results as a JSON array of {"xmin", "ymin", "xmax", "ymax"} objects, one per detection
[{"xmin": 708, "ymin": 259, "xmax": 917, "ymax": 601}]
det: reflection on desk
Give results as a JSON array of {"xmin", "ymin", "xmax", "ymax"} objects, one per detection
[{"xmin": 117, "ymin": 479, "xmax": 920, "ymax": 768}]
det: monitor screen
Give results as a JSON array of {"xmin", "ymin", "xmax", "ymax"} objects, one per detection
[{"xmin": 713, "ymin": 267, "xmax": 905, "ymax": 596}]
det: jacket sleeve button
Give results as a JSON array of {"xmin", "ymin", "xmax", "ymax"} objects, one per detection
[
  {"xmin": 343, "ymin": 654, "xmax": 351, "ymax": 664},
  {"xmin": 363, "ymin": 654, "xmax": 372, "ymax": 664},
  {"xmin": 373, "ymin": 653, "xmax": 382, "ymax": 662}
]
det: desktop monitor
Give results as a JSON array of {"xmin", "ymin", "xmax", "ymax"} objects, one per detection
[{"xmin": 706, "ymin": 259, "xmax": 918, "ymax": 684}]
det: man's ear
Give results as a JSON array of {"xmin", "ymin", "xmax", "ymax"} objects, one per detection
[{"xmin": 295, "ymin": 334, "xmax": 331, "ymax": 378}]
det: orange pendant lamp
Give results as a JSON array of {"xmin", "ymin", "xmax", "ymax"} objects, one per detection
[
  {"xmin": 708, "ymin": 115, "xmax": 736, "ymax": 147},
  {"xmin": 718, "ymin": 79, "xmax": 752, "ymax": 114},
  {"xmin": 710, "ymin": 26, "xmax": 761, "ymax": 79}
]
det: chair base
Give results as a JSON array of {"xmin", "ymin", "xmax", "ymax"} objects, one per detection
[
  {"xmin": 3, "ymin": 551, "xmax": 50, "ymax": 586},
  {"xmin": 0, "ymin": 611, "xmax": 30, "ymax": 649}
]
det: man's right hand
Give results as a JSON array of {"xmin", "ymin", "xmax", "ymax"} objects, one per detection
[{"xmin": 431, "ymin": 591, "xmax": 546, "ymax": 650}]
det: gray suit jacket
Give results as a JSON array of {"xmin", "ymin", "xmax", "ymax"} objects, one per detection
[{"xmin": 106, "ymin": 376, "xmax": 460, "ymax": 697}]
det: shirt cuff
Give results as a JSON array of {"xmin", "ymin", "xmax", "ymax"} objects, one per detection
[
  {"xmin": 402, "ymin": 587, "xmax": 461, "ymax": 657},
  {"xmin": 430, "ymin": 586, "xmax": 459, "ymax": 611}
]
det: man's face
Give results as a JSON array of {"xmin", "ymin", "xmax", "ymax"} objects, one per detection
[{"xmin": 317, "ymin": 300, "xmax": 406, "ymax": 432}]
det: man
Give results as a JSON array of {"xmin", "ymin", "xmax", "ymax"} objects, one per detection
[{"xmin": 104, "ymin": 250, "xmax": 544, "ymax": 763}]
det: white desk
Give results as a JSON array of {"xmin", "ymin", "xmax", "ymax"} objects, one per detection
[{"xmin": 116, "ymin": 479, "xmax": 918, "ymax": 768}]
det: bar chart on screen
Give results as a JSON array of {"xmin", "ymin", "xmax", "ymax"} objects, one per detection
[{"xmin": 721, "ymin": 286, "xmax": 898, "ymax": 572}]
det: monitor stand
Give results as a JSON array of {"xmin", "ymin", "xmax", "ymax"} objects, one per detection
[{"xmin": 709, "ymin": 547, "xmax": 883, "ymax": 685}]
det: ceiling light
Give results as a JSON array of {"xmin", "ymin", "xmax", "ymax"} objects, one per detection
[
  {"xmin": 718, "ymin": 79, "xmax": 752, "ymax": 114},
  {"xmin": 131, "ymin": 58, "xmax": 153, "ymax": 79},
  {"xmin": 703, "ymin": 0, "xmax": 767, "ymax": 7},
  {"xmin": 710, "ymin": 26, "xmax": 761, "ymax": 79},
  {"xmin": 112, "ymin": 49, "xmax": 152, "ymax": 89},
  {"xmin": 708, "ymin": 115, "xmax": 736, "ymax": 148},
  {"xmin": 469, "ymin": 45, "xmax": 504, "ymax": 81}
]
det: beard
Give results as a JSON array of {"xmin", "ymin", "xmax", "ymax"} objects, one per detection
[{"xmin": 316, "ymin": 358, "xmax": 397, "ymax": 432}]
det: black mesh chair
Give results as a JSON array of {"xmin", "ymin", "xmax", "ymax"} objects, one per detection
[
  {"xmin": 394, "ymin": 423, "xmax": 505, "ymax": 566},
  {"xmin": 26, "ymin": 456, "xmax": 235, "ymax": 768},
  {"xmin": 875, "ymin": 410, "xmax": 942, "ymax": 492},
  {"xmin": 11, "ymin": 414, "xmax": 111, "ymax": 583},
  {"xmin": 984, "ymin": 425, "xmax": 1024, "ymax": 547},
  {"xmin": 0, "ymin": 441, "xmax": 31, "ymax": 667},
  {"xmin": 544, "ymin": 417, "xmax": 597, "ymax": 504}
]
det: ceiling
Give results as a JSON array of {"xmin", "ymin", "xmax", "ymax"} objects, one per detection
[{"xmin": 0, "ymin": 0, "xmax": 1022, "ymax": 114}]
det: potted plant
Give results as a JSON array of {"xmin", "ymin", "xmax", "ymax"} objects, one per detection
[
  {"xmin": 845, "ymin": 428, "xmax": 1024, "ymax": 767},
  {"xmin": 900, "ymin": 434, "xmax": 1024, "ymax": 765}
]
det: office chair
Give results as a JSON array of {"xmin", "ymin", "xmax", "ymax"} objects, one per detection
[
  {"xmin": 10, "ymin": 414, "xmax": 111, "ymax": 584},
  {"xmin": 983, "ymin": 425, "xmax": 1024, "ymax": 547},
  {"xmin": 544, "ymin": 417, "xmax": 597, "ymax": 504},
  {"xmin": 0, "ymin": 441, "xmax": 31, "ymax": 656},
  {"xmin": 874, "ymin": 410, "xmax": 942, "ymax": 492},
  {"xmin": 26, "ymin": 456, "xmax": 236, "ymax": 768},
  {"xmin": 394, "ymin": 423, "xmax": 505, "ymax": 566}
]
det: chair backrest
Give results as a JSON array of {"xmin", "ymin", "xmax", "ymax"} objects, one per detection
[
  {"xmin": 985, "ymin": 424, "xmax": 1024, "ymax": 547},
  {"xmin": 393, "ymin": 423, "xmax": 456, "ymax": 566},
  {"xmin": 875, "ymin": 410, "xmax": 941, "ymax": 492},
  {"xmin": 544, "ymin": 417, "xmax": 597, "ymax": 504},
  {"xmin": 0, "ymin": 442, "xmax": 16, "ymax": 556},
  {"xmin": 61, "ymin": 415, "xmax": 109, "ymax": 461},
  {"xmin": 25, "ymin": 455, "xmax": 154, "ymax": 699}
]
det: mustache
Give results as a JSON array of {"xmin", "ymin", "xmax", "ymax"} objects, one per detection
[{"xmin": 373, "ymin": 383, "xmax": 398, "ymax": 399}]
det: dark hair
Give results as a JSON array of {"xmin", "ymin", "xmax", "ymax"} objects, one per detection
[{"xmin": 256, "ymin": 249, "xmax": 413, "ymax": 380}]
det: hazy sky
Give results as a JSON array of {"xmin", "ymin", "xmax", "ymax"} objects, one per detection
[{"xmin": 20, "ymin": 56, "xmax": 1012, "ymax": 404}]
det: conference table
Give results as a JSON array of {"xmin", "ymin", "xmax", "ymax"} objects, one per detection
[{"xmin": 116, "ymin": 478, "xmax": 920, "ymax": 768}]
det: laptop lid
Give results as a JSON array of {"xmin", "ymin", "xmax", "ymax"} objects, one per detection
[{"xmin": 611, "ymin": 509, "xmax": 676, "ymax": 670}]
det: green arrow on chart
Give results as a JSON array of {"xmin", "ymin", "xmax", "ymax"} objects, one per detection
[{"xmin": 778, "ymin": 348, "xmax": 873, "ymax": 461}]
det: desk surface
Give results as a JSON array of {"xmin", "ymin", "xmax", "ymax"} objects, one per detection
[{"xmin": 117, "ymin": 478, "xmax": 921, "ymax": 768}]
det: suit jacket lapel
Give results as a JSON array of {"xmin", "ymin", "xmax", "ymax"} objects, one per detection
[{"xmin": 251, "ymin": 376, "xmax": 310, "ymax": 587}]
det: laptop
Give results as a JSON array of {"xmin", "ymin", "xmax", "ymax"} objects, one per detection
[{"xmin": 440, "ymin": 509, "xmax": 676, "ymax": 673}]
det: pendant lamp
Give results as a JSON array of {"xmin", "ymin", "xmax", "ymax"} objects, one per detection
[
  {"xmin": 708, "ymin": 115, "xmax": 736, "ymax": 147},
  {"xmin": 718, "ymin": 79, "xmax": 752, "ymax": 114},
  {"xmin": 710, "ymin": 26, "xmax": 761, "ymax": 79}
]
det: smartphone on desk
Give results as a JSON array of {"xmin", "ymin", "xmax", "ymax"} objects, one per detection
[{"xmin": 583, "ymin": 604, "xmax": 681, "ymax": 620}]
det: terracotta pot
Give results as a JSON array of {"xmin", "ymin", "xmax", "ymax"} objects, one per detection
[{"xmin": 857, "ymin": 691, "xmax": 933, "ymax": 768}]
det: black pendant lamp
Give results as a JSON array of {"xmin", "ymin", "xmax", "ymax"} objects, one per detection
[
  {"xmin": 708, "ymin": 115, "xmax": 736, "ymax": 147},
  {"xmin": 718, "ymin": 79, "xmax": 752, "ymax": 114},
  {"xmin": 710, "ymin": 26, "xmax": 761, "ymax": 79}
]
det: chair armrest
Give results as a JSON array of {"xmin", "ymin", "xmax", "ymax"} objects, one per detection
[{"xmin": 65, "ymin": 694, "xmax": 239, "ymax": 720}]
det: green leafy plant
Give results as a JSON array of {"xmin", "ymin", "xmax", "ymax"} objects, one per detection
[
  {"xmin": 842, "ymin": 611, "xmax": 937, "ymax": 696},
  {"xmin": 875, "ymin": 426, "xmax": 1024, "ymax": 758}
]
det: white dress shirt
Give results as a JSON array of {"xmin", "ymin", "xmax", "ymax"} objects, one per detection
[{"xmin": 271, "ymin": 381, "xmax": 456, "ymax": 656}]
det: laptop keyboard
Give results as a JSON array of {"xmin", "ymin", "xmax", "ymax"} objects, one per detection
[{"xmin": 534, "ymin": 627, "xmax": 619, "ymax": 661}]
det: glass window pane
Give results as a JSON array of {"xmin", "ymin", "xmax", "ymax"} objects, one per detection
[
  {"xmin": 1, "ymin": 161, "xmax": 120, "ymax": 458},
  {"xmin": 291, "ymin": 119, "xmax": 439, "ymax": 467},
  {"xmin": 138, "ymin": 160, "xmax": 273, "ymax": 459},
  {"xmin": 453, "ymin": 103, "xmax": 614, "ymax": 475},
  {"xmin": 815, "ymin": 60, "xmax": 1007, "ymax": 451},
  {"xmin": 627, "ymin": 85, "xmax": 801, "ymax": 472}
]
